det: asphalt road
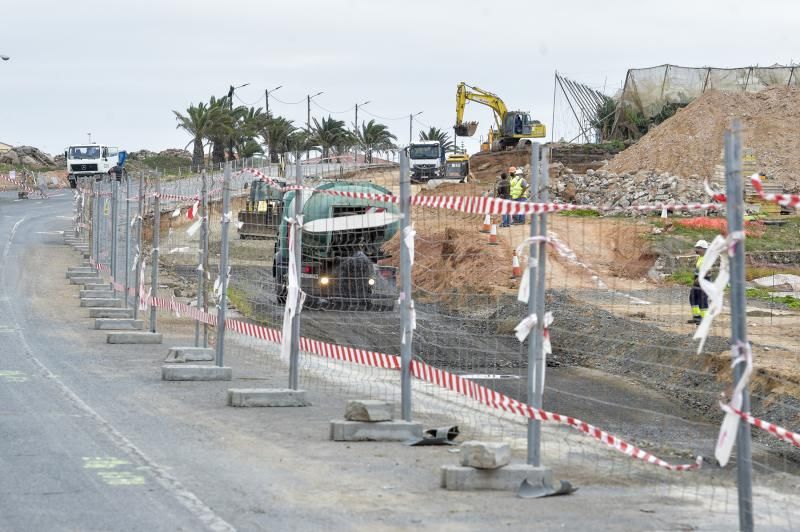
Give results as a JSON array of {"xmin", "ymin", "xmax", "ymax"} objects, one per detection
[{"xmin": 0, "ymin": 192, "xmax": 229, "ymax": 531}]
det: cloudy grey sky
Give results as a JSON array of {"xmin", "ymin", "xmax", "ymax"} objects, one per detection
[{"xmin": 0, "ymin": 0, "xmax": 797, "ymax": 157}]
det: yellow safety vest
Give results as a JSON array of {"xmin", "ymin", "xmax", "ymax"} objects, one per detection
[{"xmin": 510, "ymin": 177, "xmax": 524, "ymax": 199}]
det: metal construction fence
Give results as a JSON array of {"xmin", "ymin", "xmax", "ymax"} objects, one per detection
[{"xmin": 65, "ymin": 132, "xmax": 800, "ymax": 530}]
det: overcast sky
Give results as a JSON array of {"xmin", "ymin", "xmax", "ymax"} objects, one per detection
[{"xmin": 0, "ymin": 0, "xmax": 797, "ymax": 157}]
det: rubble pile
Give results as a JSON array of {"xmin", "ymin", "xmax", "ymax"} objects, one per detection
[
  {"xmin": 0, "ymin": 146, "xmax": 56, "ymax": 167},
  {"xmin": 551, "ymin": 168, "xmax": 708, "ymax": 209}
]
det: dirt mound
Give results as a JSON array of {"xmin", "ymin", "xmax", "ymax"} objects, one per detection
[
  {"xmin": 608, "ymin": 86, "xmax": 800, "ymax": 183},
  {"xmin": 469, "ymin": 150, "xmax": 532, "ymax": 185},
  {"xmin": 384, "ymin": 224, "xmax": 516, "ymax": 296}
]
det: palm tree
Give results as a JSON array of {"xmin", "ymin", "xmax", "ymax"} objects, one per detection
[
  {"xmin": 173, "ymin": 102, "xmax": 219, "ymax": 168},
  {"xmin": 357, "ymin": 120, "xmax": 397, "ymax": 163},
  {"xmin": 230, "ymin": 106, "xmax": 266, "ymax": 160},
  {"xmin": 207, "ymin": 96, "xmax": 233, "ymax": 165},
  {"xmin": 419, "ymin": 126, "xmax": 454, "ymax": 153},
  {"xmin": 287, "ymin": 130, "xmax": 318, "ymax": 160},
  {"xmin": 310, "ymin": 116, "xmax": 350, "ymax": 160},
  {"xmin": 260, "ymin": 116, "xmax": 296, "ymax": 163}
]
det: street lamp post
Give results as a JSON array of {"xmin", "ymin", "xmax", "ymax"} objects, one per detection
[
  {"xmin": 306, "ymin": 91, "xmax": 323, "ymax": 161},
  {"xmin": 265, "ymin": 85, "xmax": 282, "ymax": 117},
  {"xmin": 354, "ymin": 100, "xmax": 370, "ymax": 164},
  {"xmin": 409, "ymin": 111, "xmax": 423, "ymax": 144},
  {"xmin": 227, "ymin": 82, "xmax": 250, "ymax": 110}
]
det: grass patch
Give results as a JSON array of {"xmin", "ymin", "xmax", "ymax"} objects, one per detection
[
  {"xmin": 668, "ymin": 268, "xmax": 695, "ymax": 286},
  {"xmin": 560, "ymin": 209, "xmax": 600, "ymax": 217},
  {"xmin": 746, "ymin": 287, "xmax": 800, "ymax": 309},
  {"xmin": 227, "ymin": 286, "xmax": 254, "ymax": 317},
  {"xmin": 652, "ymin": 217, "xmax": 800, "ymax": 252}
]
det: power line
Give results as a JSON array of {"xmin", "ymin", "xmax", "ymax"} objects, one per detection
[
  {"xmin": 233, "ymin": 93, "xmax": 264, "ymax": 107},
  {"xmin": 311, "ymin": 100, "xmax": 355, "ymax": 114},
  {"xmin": 360, "ymin": 108, "xmax": 407, "ymax": 121},
  {"xmin": 269, "ymin": 94, "xmax": 306, "ymax": 105}
]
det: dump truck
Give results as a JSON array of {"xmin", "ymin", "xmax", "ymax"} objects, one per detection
[
  {"xmin": 64, "ymin": 144, "xmax": 126, "ymax": 188},
  {"xmin": 272, "ymin": 181, "xmax": 400, "ymax": 310},
  {"xmin": 408, "ymin": 140, "xmax": 445, "ymax": 182},
  {"xmin": 237, "ymin": 179, "xmax": 285, "ymax": 239}
]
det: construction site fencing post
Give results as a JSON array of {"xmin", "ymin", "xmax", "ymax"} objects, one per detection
[
  {"xmin": 399, "ymin": 150, "xmax": 412, "ymax": 421},
  {"xmin": 526, "ymin": 142, "xmax": 542, "ymax": 465},
  {"xmin": 724, "ymin": 120, "xmax": 754, "ymax": 531},
  {"xmin": 533, "ymin": 146, "xmax": 549, "ymax": 467},
  {"xmin": 110, "ymin": 177, "xmax": 119, "ymax": 297},
  {"xmin": 134, "ymin": 172, "xmax": 144, "ymax": 320},
  {"xmin": 214, "ymin": 163, "xmax": 232, "ymax": 367},
  {"xmin": 124, "ymin": 175, "xmax": 131, "ymax": 307},
  {"xmin": 194, "ymin": 170, "xmax": 208, "ymax": 348},
  {"xmin": 149, "ymin": 174, "xmax": 161, "ymax": 332},
  {"xmin": 288, "ymin": 157, "xmax": 303, "ymax": 390},
  {"xmin": 92, "ymin": 179, "xmax": 99, "ymax": 265}
]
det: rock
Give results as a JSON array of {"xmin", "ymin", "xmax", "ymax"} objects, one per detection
[
  {"xmin": 344, "ymin": 400, "xmax": 394, "ymax": 422},
  {"xmin": 459, "ymin": 441, "xmax": 511, "ymax": 470}
]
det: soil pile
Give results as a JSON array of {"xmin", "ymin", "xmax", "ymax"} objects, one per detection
[{"xmin": 608, "ymin": 86, "xmax": 800, "ymax": 183}]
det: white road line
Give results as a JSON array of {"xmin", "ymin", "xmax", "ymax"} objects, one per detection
[
  {"xmin": 4, "ymin": 217, "xmax": 25, "ymax": 259},
  {"xmin": 1, "ymin": 216, "xmax": 236, "ymax": 532}
]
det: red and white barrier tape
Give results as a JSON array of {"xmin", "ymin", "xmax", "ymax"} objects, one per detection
[
  {"xmin": 750, "ymin": 174, "xmax": 800, "ymax": 208},
  {"xmin": 0, "ymin": 173, "xmax": 36, "ymax": 193},
  {"xmin": 242, "ymin": 168, "xmax": 720, "ymax": 216},
  {"xmin": 720, "ymin": 404, "xmax": 800, "ymax": 449},
  {"xmin": 138, "ymin": 289, "xmax": 701, "ymax": 472}
]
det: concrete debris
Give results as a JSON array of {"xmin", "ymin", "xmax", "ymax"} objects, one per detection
[
  {"xmin": 344, "ymin": 400, "xmax": 394, "ymax": 422},
  {"xmin": 459, "ymin": 441, "xmax": 511, "ymax": 470}
]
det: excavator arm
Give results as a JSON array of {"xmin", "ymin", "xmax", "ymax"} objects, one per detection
[{"xmin": 455, "ymin": 82, "xmax": 508, "ymax": 136}]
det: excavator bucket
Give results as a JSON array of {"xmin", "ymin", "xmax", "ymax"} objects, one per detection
[{"xmin": 454, "ymin": 121, "xmax": 478, "ymax": 137}]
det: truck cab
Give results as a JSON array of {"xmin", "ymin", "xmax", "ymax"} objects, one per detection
[
  {"xmin": 444, "ymin": 153, "xmax": 469, "ymax": 182},
  {"xmin": 408, "ymin": 141, "xmax": 444, "ymax": 182},
  {"xmin": 65, "ymin": 144, "xmax": 121, "ymax": 188}
]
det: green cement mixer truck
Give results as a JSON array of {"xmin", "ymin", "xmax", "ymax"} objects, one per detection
[{"xmin": 272, "ymin": 181, "xmax": 400, "ymax": 310}]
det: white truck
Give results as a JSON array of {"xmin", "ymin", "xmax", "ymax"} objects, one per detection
[
  {"xmin": 65, "ymin": 144, "xmax": 123, "ymax": 188},
  {"xmin": 408, "ymin": 140, "xmax": 444, "ymax": 183}
]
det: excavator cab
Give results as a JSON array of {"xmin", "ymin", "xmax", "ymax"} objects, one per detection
[{"xmin": 503, "ymin": 112, "xmax": 546, "ymax": 139}]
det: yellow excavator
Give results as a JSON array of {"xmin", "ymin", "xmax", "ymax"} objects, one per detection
[{"xmin": 454, "ymin": 82, "xmax": 546, "ymax": 151}]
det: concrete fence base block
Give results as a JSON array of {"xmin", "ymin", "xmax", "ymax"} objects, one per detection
[
  {"xmin": 80, "ymin": 298, "xmax": 121, "ymax": 308},
  {"xmin": 440, "ymin": 464, "xmax": 553, "ymax": 491},
  {"xmin": 162, "ymin": 364, "xmax": 232, "ymax": 381},
  {"xmin": 95, "ymin": 318, "xmax": 144, "ymax": 330},
  {"xmin": 329, "ymin": 420, "xmax": 423, "ymax": 442},
  {"xmin": 89, "ymin": 308, "xmax": 134, "ymax": 318},
  {"xmin": 80, "ymin": 290, "xmax": 115, "ymax": 299},
  {"xmin": 84, "ymin": 284, "xmax": 112, "ymax": 291},
  {"xmin": 107, "ymin": 332, "xmax": 163, "ymax": 344},
  {"xmin": 70, "ymin": 277, "xmax": 102, "ymax": 285},
  {"xmin": 66, "ymin": 269, "xmax": 94, "ymax": 278},
  {"xmin": 165, "ymin": 347, "xmax": 215, "ymax": 363},
  {"xmin": 228, "ymin": 388, "xmax": 309, "ymax": 407}
]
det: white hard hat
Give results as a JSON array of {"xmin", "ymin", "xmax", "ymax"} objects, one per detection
[
  {"xmin": 514, "ymin": 168, "xmax": 523, "ymax": 176},
  {"xmin": 694, "ymin": 239, "xmax": 709, "ymax": 249}
]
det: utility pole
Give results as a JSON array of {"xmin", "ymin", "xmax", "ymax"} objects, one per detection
[
  {"xmin": 265, "ymin": 85, "xmax": 281, "ymax": 118},
  {"xmin": 409, "ymin": 111, "xmax": 423, "ymax": 144},
  {"xmin": 306, "ymin": 91, "xmax": 323, "ymax": 161},
  {"xmin": 354, "ymin": 100, "xmax": 370, "ymax": 164}
]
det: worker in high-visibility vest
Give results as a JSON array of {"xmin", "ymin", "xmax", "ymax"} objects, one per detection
[
  {"xmin": 509, "ymin": 167, "xmax": 528, "ymax": 224},
  {"xmin": 688, "ymin": 239, "xmax": 710, "ymax": 324}
]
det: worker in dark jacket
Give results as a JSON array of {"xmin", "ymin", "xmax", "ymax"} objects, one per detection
[
  {"xmin": 495, "ymin": 172, "xmax": 511, "ymax": 227},
  {"xmin": 688, "ymin": 239, "xmax": 710, "ymax": 324}
]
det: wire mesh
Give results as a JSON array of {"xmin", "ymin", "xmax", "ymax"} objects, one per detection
[{"xmin": 81, "ymin": 152, "xmax": 800, "ymax": 527}]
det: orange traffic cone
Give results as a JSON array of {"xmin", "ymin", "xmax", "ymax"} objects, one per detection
[
  {"xmin": 488, "ymin": 224, "xmax": 498, "ymax": 245},
  {"xmin": 511, "ymin": 251, "xmax": 521, "ymax": 279},
  {"xmin": 480, "ymin": 214, "xmax": 491, "ymax": 233}
]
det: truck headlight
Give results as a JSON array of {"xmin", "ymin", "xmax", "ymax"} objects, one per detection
[
  {"xmin": 368, "ymin": 278, "xmax": 375, "ymax": 286},
  {"xmin": 319, "ymin": 276, "xmax": 330, "ymax": 286}
]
